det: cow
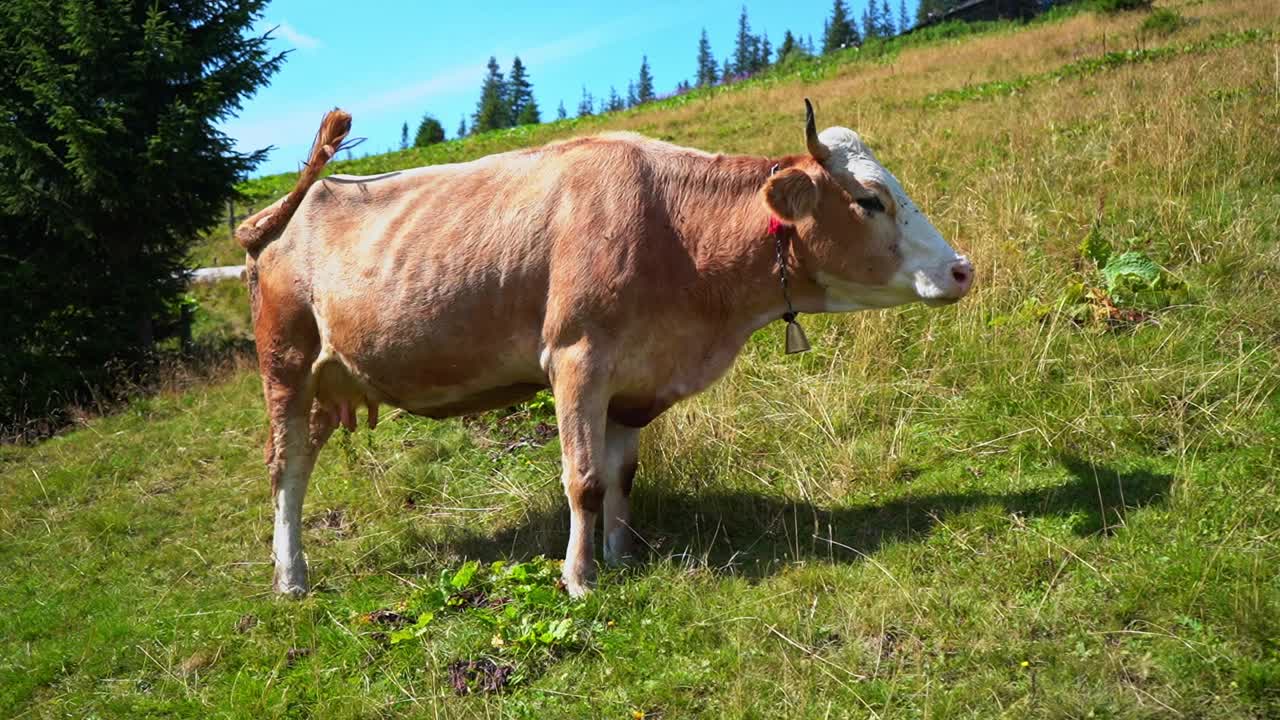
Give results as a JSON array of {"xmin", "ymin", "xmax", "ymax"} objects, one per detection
[{"xmin": 238, "ymin": 100, "xmax": 973, "ymax": 598}]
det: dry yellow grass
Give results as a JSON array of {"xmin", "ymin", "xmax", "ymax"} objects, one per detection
[{"xmin": 641, "ymin": 6, "xmax": 1280, "ymax": 501}]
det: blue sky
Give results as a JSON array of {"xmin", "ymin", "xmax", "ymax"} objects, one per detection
[{"xmin": 224, "ymin": 0, "xmax": 918, "ymax": 177}]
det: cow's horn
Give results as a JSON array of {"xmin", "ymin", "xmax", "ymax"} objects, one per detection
[{"xmin": 804, "ymin": 98, "xmax": 829, "ymax": 162}]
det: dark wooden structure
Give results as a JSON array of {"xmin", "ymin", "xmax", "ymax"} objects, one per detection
[{"xmin": 914, "ymin": 0, "xmax": 1041, "ymax": 31}]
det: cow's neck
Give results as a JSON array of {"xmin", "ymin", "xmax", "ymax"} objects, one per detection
[{"xmin": 678, "ymin": 154, "xmax": 826, "ymax": 341}]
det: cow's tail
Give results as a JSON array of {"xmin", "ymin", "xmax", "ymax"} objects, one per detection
[{"xmin": 235, "ymin": 108, "xmax": 353, "ymax": 255}]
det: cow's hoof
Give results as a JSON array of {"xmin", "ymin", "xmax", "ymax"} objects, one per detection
[
  {"xmin": 274, "ymin": 582, "xmax": 309, "ymax": 598},
  {"xmin": 273, "ymin": 564, "xmax": 309, "ymax": 598},
  {"xmin": 561, "ymin": 569, "xmax": 594, "ymax": 598}
]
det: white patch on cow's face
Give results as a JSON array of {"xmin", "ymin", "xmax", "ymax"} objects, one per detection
[{"xmin": 814, "ymin": 127, "xmax": 972, "ymax": 310}]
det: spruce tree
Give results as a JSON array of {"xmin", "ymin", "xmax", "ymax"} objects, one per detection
[
  {"xmin": 400, "ymin": 122, "xmax": 409, "ymax": 150},
  {"xmin": 414, "ymin": 114, "xmax": 445, "ymax": 147},
  {"xmin": 557, "ymin": 100, "xmax": 568, "ymax": 120},
  {"xmin": 626, "ymin": 80, "xmax": 638, "ymax": 108},
  {"xmin": 0, "ymin": 0, "xmax": 283, "ymax": 423},
  {"xmin": 637, "ymin": 56, "xmax": 656, "ymax": 103},
  {"xmin": 507, "ymin": 56, "xmax": 538, "ymax": 126},
  {"xmin": 878, "ymin": 0, "xmax": 895, "ymax": 37},
  {"xmin": 516, "ymin": 98, "xmax": 541, "ymax": 125},
  {"xmin": 823, "ymin": 0, "xmax": 859, "ymax": 52},
  {"xmin": 899, "ymin": 0, "xmax": 911, "ymax": 32},
  {"xmin": 863, "ymin": 0, "xmax": 878, "ymax": 40},
  {"xmin": 778, "ymin": 30, "xmax": 799, "ymax": 61},
  {"xmin": 695, "ymin": 28, "xmax": 717, "ymax": 87},
  {"xmin": 577, "ymin": 87, "xmax": 594, "ymax": 117},
  {"xmin": 758, "ymin": 31, "xmax": 772, "ymax": 70},
  {"xmin": 733, "ymin": 6, "xmax": 755, "ymax": 75},
  {"xmin": 457, "ymin": 116, "xmax": 467, "ymax": 138},
  {"xmin": 605, "ymin": 86, "xmax": 624, "ymax": 113},
  {"xmin": 472, "ymin": 57, "xmax": 509, "ymax": 133}
]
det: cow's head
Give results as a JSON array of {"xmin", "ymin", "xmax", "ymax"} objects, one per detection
[{"xmin": 763, "ymin": 99, "xmax": 973, "ymax": 309}]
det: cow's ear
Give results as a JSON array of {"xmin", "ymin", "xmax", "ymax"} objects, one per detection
[{"xmin": 763, "ymin": 168, "xmax": 819, "ymax": 221}]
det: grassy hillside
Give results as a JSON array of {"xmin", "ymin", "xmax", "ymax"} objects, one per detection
[{"xmin": 9, "ymin": 0, "xmax": 1280, "ymax": 716}]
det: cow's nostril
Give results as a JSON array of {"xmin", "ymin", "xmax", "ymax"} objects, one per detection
[{"xmin": 952, "ymin": 267, "xmax": 969, "ymax": 284}]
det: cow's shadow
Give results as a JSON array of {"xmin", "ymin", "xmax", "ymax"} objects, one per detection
[{"xmin": 435, "ymin": 454, "xmax": 1172, "ymax": 580}]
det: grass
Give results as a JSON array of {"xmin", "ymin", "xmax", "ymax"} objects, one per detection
[
  {"xmin": 7, "ymin": 0, "xmax": 1280, "ymax": 716},
  {"xmin": 1141, "ymin": 7, "xmax": 1189, "ymax": 35}
]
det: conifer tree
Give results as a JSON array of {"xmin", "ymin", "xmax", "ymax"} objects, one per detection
[
  {"xmin": 413, "ymin": 114, "xmax": 445, "ymax": 147},
  {"xmin": 472, "ymin": 57, "xmax": 509, "ymax": 133},
  {"xmin": 823, "ymin": 0, "xmax": 860, "ymax": 52},
  {"xmin": 577, "ymin": 86, "xmax": 594, "ymax": 117},
  {"xmin": 863, "ymin": 0, "xmax": 878, "ymax": 40},
  {"xmin": 733, "ymin": 6, "xmax": 755, "ymax": 75},
  {"xmin": 877, "ymin": 0, "xmax": 895, "ymax": 37},
  {"xmin": 637, "ymin": 55, "xmax": 655, "ymax": 103},
  {"xmin": 457, "ymin": 116, "xmax": 467, "ymax": 138},
  {"xmin": 516, "ymin": 98, "xmax": 541, "ymax": 125},
  {"xmin": 557, "ymin": 100, "xmax": 568, "ymax": 120},
  {"xmin": 626, "ymin": 80, "xmax": 638, "ymax": 107},
  {"xmin": 899, "ymin": 0, "xmax": 911, "ymax": 32},
  {"xmin": 778, "ymin": 30, "xmax": 796, "ymax": 58},
  {"xmin": 0, "ymin": 0, "xmax": 283, "ymax": 421},
  {"xmin": 695, "ymin": 28, "xmax": 717, "ymax": 87},
  {"xmin": 400, "ymin": 122, "xmax": 409, "ymax": 150},
  {"xmin": 758, "ymin": 31, "xmax": 772, "ymax": 70},
  {"xmin": 507, "ymin": 56, "xmax": 539, "ymax": 126},
  {"xmin": 779, "ymin": 30, "xmax": 800, "ymax": 62}
]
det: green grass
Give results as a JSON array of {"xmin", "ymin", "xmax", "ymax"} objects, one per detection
[
  {"xmin": 1141, "ymin": 7, "xmax": 1189, "ymax": 35},
  {"xmin": 7, "ymin": 0, "xmax": 1280, "ymax": 716}
]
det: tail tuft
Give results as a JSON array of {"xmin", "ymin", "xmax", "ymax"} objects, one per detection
[{"xmin": 236, "ymin": 108, "xmax": 353, "ymax": 255}]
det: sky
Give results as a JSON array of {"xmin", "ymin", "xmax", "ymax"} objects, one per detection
[{"xmin": 223, "ymin": 0, "xmax": 918, "ymax": 177}]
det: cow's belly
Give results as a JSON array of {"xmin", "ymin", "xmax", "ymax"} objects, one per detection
[
  {"xmin": 343, "ymin": 348, "xmax": 544, "ymax": 414},
  {"xmin": 407, "ymin": 382, "xmax": 547, "ymax": 418},
  {"xmin": 311, "ymin": 301, "xmax": 548, "ymax": 421}
]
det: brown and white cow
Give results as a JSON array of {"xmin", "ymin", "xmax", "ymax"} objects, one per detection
[{"xmin": 239, "ymin": 100, "xmax": 972, "ymax": 597}]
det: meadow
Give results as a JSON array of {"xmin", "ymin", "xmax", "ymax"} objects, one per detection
[{"xmin": 3, "ymin": 0, "xmax": 1279, "ymax": 716}]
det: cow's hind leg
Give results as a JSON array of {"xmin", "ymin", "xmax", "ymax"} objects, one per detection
[
  {"xmin": 265, "ymin": 390, "xmax": 334, "ymax": 596},
  {"xmin": 254, "ymin": 272, "xmax": 332, "ymax": 596},
  {"xmin": 549, "ymin": 345, "xmax": 609, "ymax": 598},
  {"xmin": 602, "ymin": 420, "xmax": 641, "ymax": 566}
]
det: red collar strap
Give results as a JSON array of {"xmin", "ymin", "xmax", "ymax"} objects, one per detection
[{"xmin": 767, "ymin": 215, "xmax": 791, "ymax": 236}]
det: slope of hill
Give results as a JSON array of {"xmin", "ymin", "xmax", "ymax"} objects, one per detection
[{"xmin": 8, "ymin": 1, "xmax": 1280, "ymax": 717}]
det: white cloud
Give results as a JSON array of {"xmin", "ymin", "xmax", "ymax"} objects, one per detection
[
  {"xmin": 354, "ymin": 62, "xmax": 489, "ymax": 115},
  {"xmin": 273, "ymin": 20, "xmax": 322, "ymax": 50}
]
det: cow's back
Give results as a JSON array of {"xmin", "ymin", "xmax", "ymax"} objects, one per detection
[{"xmin": 254, "ymin": 137, "xmax": 665, "ymax": 415}]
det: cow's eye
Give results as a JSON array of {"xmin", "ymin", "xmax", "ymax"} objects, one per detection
[{"xmin": 856, "ymin": 196, "xmax": 884, "ymax": 213}]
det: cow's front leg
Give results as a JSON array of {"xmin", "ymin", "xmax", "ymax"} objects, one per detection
[
  {"xmin": 603, "ymin": 420, "xmax": 641, "ymax": 566},
  {"xmin": 550, "ymin": 346, "xmax": 609, "ymax": 597}
]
